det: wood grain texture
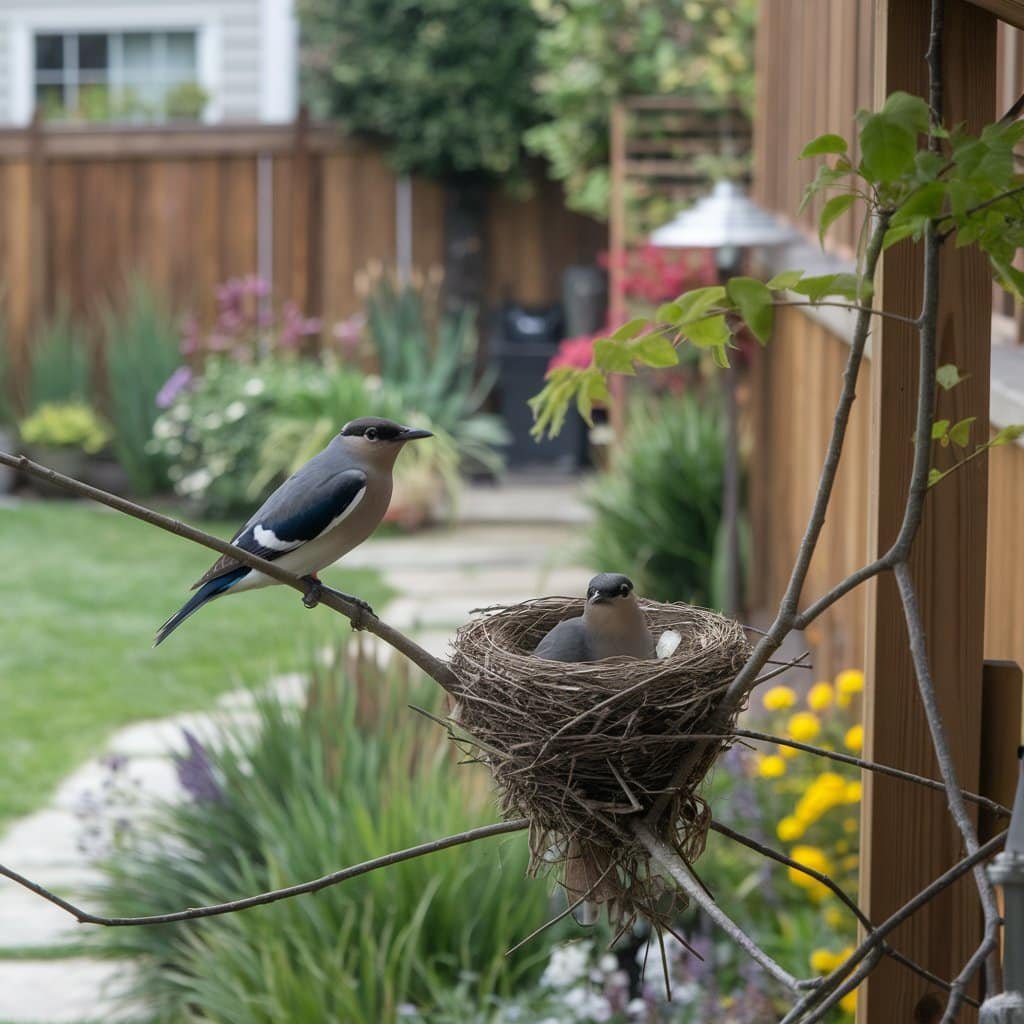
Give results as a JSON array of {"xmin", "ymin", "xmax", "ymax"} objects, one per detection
[
  {"xmin": 0, "ymin": 123, "xmax": 602, "ymax": 393},
  {"xmin": 860, "ymin": 3, "xmax": 996, "ymax": 1020}
]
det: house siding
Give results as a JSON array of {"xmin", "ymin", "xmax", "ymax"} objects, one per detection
[{"xmin": 0, "ymin": 0, "xmax": 275, "ymax": 123}]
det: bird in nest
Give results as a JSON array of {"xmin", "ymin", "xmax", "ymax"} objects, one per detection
[
  {"xmin": 154, "ymin": 417, "xmax": 432, "ymax": 646},
  {"xmin": 532, "ymin": 572, "xmax": 656, "ymax": 925},
  {"xmin": 533, "ymin": 572, "xmax": 656, "ymax": 663}
]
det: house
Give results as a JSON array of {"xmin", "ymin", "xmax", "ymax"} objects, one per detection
[{"xmin": 0, "ymin": 0, "xmax": 297, "ymax": 124}]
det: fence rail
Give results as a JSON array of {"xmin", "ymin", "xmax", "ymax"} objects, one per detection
[{"xmin": 0, "ymin": 115, "xmax": 605, "ymax": 389}]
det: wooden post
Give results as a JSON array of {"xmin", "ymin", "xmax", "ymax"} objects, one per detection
[
  {"xmin": 859, "ymin": 2, "xmax": 997, "ymax": 1020},
  {"xmin": 979, "ymin": 661, "xmax": 1024, "ymax": 844}
]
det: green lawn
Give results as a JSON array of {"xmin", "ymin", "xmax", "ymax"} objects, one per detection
[{"xmin": 0, "ymin": 500, "xmax": 387, "ymax": 825}]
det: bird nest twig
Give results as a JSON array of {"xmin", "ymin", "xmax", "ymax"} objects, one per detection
[{"xmin": 448, "ymin": 596, "xmax": 754, "ymax": 925}]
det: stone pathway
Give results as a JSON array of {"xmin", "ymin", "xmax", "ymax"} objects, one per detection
[{"xmin": 0, "ymin": 479, "xmax": 591, "ymax": 1024}]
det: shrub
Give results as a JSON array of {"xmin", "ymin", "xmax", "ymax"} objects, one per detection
[
  {"xmin": 19, "ymin": 402, "xmax": 110, "ymax": 453},
  {"xmin": 586, "ymin": 396, "xmax": 728, "ymax": 605},
  {"xmin": 102, "ymin": 281, "xmax": 182, "ymax": 494},
  {"xmin": 92, "ymin": 652, "xmax": 565, "ymax": 1023}
]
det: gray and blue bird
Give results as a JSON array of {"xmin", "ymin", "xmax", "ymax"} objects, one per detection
[{"xmin": 154, "ymin": 416, "xmax": 431, "ymax": 646}]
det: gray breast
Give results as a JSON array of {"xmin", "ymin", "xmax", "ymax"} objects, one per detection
[{"xmin": 533, "ymin": 617, "xmax": 593, "ymax": 662}]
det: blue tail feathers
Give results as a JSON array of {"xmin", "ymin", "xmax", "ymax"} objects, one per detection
[{"xmin": 153, "ymin": 568, "xmax": 249, "ymax": 647}]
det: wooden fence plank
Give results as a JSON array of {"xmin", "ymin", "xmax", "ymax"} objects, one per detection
[{"xmin": 860, "ymin": 3, "xmax": 997, "ymax": 1020}]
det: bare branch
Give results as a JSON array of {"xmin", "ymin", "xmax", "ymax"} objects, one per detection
[
  {"xmin": 633, "ymin": 822, "xmax": 806, "ymax": 992},
  {"xmin": 0, "ymin": 451, "xmax": 459, "ymax": 693},
  {"xmin": 776, "ymin": 300, "xmax": 921, "ymax": 327},
  {"xmin": 0, "ymin": 819, "xmax": 529, "ymax": 927}
]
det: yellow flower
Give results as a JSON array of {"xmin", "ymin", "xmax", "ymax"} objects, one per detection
[
  {"xmin": 844, "ymin": 724, "xmax": 864, "ymax": 753},
  {"xmin": 788, "ymin": 845, "xmax": 833, "ymax": 900},
  {"xmin": 763, "ymin": 685, "xmax": 797, "ymax": 711},
  {"xmin": 844, "ymin": 781, "xmax": 862, "ymax": 803},
  {"xmin": 777, "ymin": 816, "xmax": 804, "ymax": 842},
  {"xmin": 779, "ymin": 743, "xmax": 798, "ymax": 759},
  {"xmin": 835, "ymin": 839, "xmax": 849, "ymax": 854},
  {"xmin": 809, "ymin": 948, "xmax": 838, "ymax": 974},
  {"xmin": 757, "ymin": 754, "xmax": 787, "ymax": 779},
  {"xmin": 787, "ymin": 711, "xmax": 821, "ymax": 742},
  {"xmin": 840, "ymin": 989, "xmax": 858, "ymax": 1014},
  {"xmin": 825, "ymin": 906, "xmax": 846, "ymax": 928},
  {"xmin": 843, "ymin": 816, "xmax": 859, "ymax": 834},
  {"xmin": 793, "ymin": 772, "xmax": 848, "ymax": 826},
  {"xmin": 836, "ymin": 669, "xmax": 864, "ymax": 696},
  {"xmin": 807, "ymin": 682, "xmax": 834, "ymax": 711}
]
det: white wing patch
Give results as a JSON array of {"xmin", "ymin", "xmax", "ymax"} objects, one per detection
[{"xmin": 253, "ymin": 524, "xmax": 304, "ymax": 552}]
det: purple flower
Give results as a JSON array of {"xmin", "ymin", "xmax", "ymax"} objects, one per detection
[
  {"xmin": 156, "ymin": 366, "xmax": 194, "ymax": 409},
  {"xmin": 174, "ymin": 730, "xmax": 224, "ymax": 804},
  {"xmin": 278, "ymin": 301, "xmax": 322, "ymax": 349},
  {"xmin": 332, "ymin": 313, "xmax": 365, "ymax": 354}
]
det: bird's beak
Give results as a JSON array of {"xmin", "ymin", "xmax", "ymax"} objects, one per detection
[
  {"xmin": 587, "ymin": 593, "xmax": 607, "ymax": 605},
  {"xmin": 399, "ymin": 426, "xmax": 433, "ymax": 441}
]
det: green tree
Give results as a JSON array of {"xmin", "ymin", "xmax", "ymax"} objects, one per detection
[
  {"xmin": 526, "ymin": 0, "xmax": 757, "ymax": 220},
  {"xmin": 298, "ymin": 0, "xmax": 541, "ymax": 309}
]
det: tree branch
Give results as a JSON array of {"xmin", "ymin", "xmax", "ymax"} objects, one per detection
[
  {"xmin": 0, "ymin": 451, "xmax": 460, "ymax": 694},
  {"xmin": 0, "ymin": 819, "xmax": 528, "ymax": 926}
]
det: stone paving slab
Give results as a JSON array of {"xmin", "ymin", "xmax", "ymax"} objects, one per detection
[{"xmin": 0, "ymin": 959, "xmax": 141, "ymax": 1023}]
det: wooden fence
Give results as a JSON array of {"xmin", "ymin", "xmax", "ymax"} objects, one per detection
[{"xmin": 0, "ymin": 117, "xmax": 605, "ymax": 387}]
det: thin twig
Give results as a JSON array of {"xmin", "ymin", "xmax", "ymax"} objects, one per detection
[
  {"xmin": 0, "ymin": 819, "xmax": 529, "ymax": 926},
  {"xmin": 776, "ymin": 299, "xmax": 920, "ymax": 327},
  {"xmin": 0, "ymin": 451, "xmax": 459, "ymax": 693},
  {"xmin": 710, "ymin": 821, "xmax": 979, "ymax": 1007},
  {"xmin": 633, "ymin": 822, "xmax": 805, "ymax": 992}
]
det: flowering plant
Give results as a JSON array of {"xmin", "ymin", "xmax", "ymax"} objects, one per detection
[
  {"xmin": 180, "ymin": 275, "xmax": 323, "ymax": 362},
  {"xmin": 599, "ymin": 246, "xmax": 718, "ymax": 306}
]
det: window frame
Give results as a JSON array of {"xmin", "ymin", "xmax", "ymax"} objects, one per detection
[{"xmin": 8, "ymin": 6, "xmax": 220, "ymax": 124}]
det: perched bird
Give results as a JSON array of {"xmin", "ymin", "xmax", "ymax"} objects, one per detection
[
  {"xmin": 533, "ymin": 573, "xmax": 655, "ymax": 663},
  {"xmin": 154, "ymin": 417, "xmax": 432, "ymax": 646},
  {"xmin": 533, "ymin": 572, "xmax": 655, "ymax": 924}
]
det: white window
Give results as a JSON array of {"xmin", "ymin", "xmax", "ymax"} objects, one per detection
[{"xmin": 33, "ymin": 30, "xmax": 205, "ymax": 122}]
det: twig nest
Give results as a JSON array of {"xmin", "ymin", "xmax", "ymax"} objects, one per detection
[{"xmin": 449, "ymin": 596, "xmax": 753, "ymax": 923}]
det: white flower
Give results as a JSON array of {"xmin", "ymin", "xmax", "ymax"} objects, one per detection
[
  {"xmin": 563, "ymin": 986, "xmax": 611, "ymax": 1022},
  {"xmin": 364, "ymin": 373, "xmax": 381, "ymax": 393},
  {"xmin": 172, "ymin": 402, "xmax": 192, "ymax": 422},
  {"xmin": 626, "ymin": 998, "xmax": 648, "ymax": 1019},
  {"xmin": 179, "ymin": 469, "xmax": 213, "ymax": 495},
  {"xmin": 224, "ymin": 400, "xmax": 247, "ymax": 423},
  {"xmin": 541, "ymin": 943, "xmax": 591, "ymax": 988},
  {"xmin": 243, "ymin": 378, "xmax": 265, "ymax": 396},
  {"xmin": 598, "ymin": 954, "xmax": 619, "ymax": 975},
  {"xmin": 164, "ymin": 440, "xmax": 182, "ymax": 456},
  {"xmin": 153, "ymin": 418, "xmax": 179, "ymax": 440},
  {"xmin": 201, "ymin": 413, "xmax": 223, "ymax": 431}
]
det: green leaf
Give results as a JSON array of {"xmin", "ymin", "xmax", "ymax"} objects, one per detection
[
  {"xmin": 948, "ymin": 417, "xmax": 975, "ymax": 448},
  {"xmin": 880, "ymin": 91, "xmax": 931, "ymax": 134},
  {"xmin": 792, "ymin": 273, "xmax": 872, "ymax": 303},
  {"xmin": 726, "ymin": 276, "xmax": 774, "ymax": 345},
  {"xmin": 927, "ymin": 467, "xmax": 945, "ymax": 488},
  {"xmin": 611, "ymin": 318, "xmax": 647, "ymax": 341},
  {"xmin": 931, "ymin": 419, "xmax": 950, "ymax": 441},
  {"xmin": 818, "ymin": 194, "xmax": 857, "ymax": 245},
  {"xmin": 990, "ymin": 423, "xmax": 1024, "ymax": 447},
  {"xmin": 593, "ymin": 338, "xmax": 637, "ymax": 375},
  {"xmin": 799, "ymin": 133, "xmax": 849, "ymax": 159},
  {"xmin": 936, "ymin": 364, "xmax": 965, "ymax": 391},
  {"xmin": 656, "ymin": 302, "xmax": 683, "ymax": 324},
  {"xmin": 860, "ymin": 114, "xmax": 916, "ymax": 183},
  {"xmin": 882, "ymin": 223, "xmax": 918, "ymax": 251},
  {"xmin": 766, "ymin": 269, "xmax": 804, "ymax": 291},
  {"xmin": 711, "ymin": 344, "xmax": 731, "ymax": 369},
  {"xmin": 684, "ymin": 313, "xmax": 730, "ymax": 350},
  {"xmin": 631, "ymin": 333, "xmax": 679, "ymax": 368},
  {"xmin": 675, "ymin": 285, "xmax": 728, "ymax": 326},
  {"xmin": 890, "ymin": 181, "xmax": 947, "ymax": 224}
]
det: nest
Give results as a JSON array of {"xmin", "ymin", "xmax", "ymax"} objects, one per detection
[{"xmin": 448, "ymin": 596, "xmax": 754, "ymax": 927}]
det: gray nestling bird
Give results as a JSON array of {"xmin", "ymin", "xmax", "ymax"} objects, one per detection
[
  {"xmin": 533, "ymin": 572, "xmax": 655, "ymax": 924},
  {"xmin": 154, "ymin": 416, "xmax": 431, "ymax": 646},
  {"xmin": 533, "ymin": 573, "xmax": 655, "ymax": 663}
]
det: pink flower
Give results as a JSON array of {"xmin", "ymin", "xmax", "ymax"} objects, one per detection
[{"xmin": 547, "ymin": 334, "xmax": 597, "ymax": 374}]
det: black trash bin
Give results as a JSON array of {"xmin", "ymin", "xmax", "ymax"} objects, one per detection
[{"xmin": 491, "ymin": 304, "xmax": 586, "ymax": 471}]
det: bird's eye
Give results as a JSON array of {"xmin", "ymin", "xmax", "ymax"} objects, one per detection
[
  {"xmin": 365, "ymin": 427, "xmax": 378, "ymax": 441},
  {"xmin": 619, "ymin": 583, "xmax": 630, "ymax": 596}
]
